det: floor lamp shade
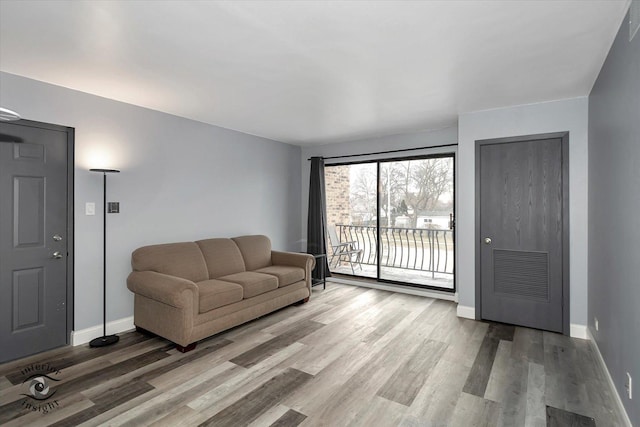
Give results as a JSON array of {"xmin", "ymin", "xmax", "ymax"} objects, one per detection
[{"xmin": 89, "ymin": 168, "xmax": 120, "ymax": 347}]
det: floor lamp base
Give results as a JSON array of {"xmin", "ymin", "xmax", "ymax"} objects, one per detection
[{"xmin": 89, "ymin": 335, "xmax": 120, "ymax": 347}]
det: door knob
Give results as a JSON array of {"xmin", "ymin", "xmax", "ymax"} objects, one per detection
[
  {"xmin": 52, "ymin": 251, "xmax": 63, "ymax": 259},
  {"xmin": 53, "ymin": 234, "xmax": 63, "ymax": 241},
  {"xmin": 483, "ymin": 237, "xmax": 492, "ymax": 245}
]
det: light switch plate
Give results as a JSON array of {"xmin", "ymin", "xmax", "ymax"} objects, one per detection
[{"xmin": 85, "ymin": 202, "xmax": 95, "ymax": 216}]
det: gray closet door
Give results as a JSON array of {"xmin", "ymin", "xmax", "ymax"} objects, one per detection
[
  {"xmin": 0, "ymin": 121, "xmax": 70, "ymax": 362},
  {"xmin": 479, "ymin": 137, "xmax": 564, "ymax": 332}
]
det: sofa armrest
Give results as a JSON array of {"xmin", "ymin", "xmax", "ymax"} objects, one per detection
[
  {"xmin": 271, "ymin": 251, "xmax": 316, "ymax": 290},
  {"xmin": 127, "ymin": 271, "xmax": 198, "ymax": 310},
  {"xmin": 271, "ymin": 251, "xmax": 316, "ymax": 271}
]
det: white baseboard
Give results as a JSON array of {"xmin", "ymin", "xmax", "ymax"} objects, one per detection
[
  {"xmin": 587, "ymin": 328, "xmax": 633, "ymax": 427},
  {"xmin": 71, "ymin": 316, "xmax": 135, "ymax": 346},
  {"xmin": 326, "ymin": 277, "xmax": 456, "ymax": 301},
  {"xmin": 570, "ymin": 323, "xmax": 589, "ymax": 340},
  {"xmin": 456, "ymin": 305, "xmax": 475, "ymax": 319}
]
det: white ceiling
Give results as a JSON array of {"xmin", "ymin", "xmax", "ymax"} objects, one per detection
[{"xmin": 0, "ymin": 1, "xmax": 630, "ymax": 146}]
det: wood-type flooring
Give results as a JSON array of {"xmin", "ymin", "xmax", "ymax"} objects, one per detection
[{"xmin": 0, "ymin": 283, "xmax": 625, "ymax": 426}]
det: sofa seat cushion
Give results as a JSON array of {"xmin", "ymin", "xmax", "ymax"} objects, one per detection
[
  {"xmin": 255, "ymin": 266, "xmax": 305, "ymax": 288},
  {"xmin": 219, "ymin": 272, "xmax": 278, "ymax": 299},
  {"xmin": 196, "ymin": 279, "xmax": 243, "ymax": 313}
]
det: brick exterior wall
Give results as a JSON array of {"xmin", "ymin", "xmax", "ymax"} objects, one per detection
[{"xmin": 325, "ymin": 166, "xmax": 351, "ymax": 228}]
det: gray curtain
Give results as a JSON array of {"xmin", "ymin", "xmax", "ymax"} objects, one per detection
[{"xmin": 307, "ymin": 157, "xmax": 331, "ymax": 280}]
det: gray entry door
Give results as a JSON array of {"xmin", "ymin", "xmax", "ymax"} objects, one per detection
[
  {"xmin": 0, "ymin": 121, "xmax": 71, "ymax": 362},
  {"xmin": 479, "ymin": 136, "xmax": 566, "ymax": 333}
]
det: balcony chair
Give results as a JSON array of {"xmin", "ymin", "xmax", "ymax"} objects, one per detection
[{"xmin": 328, "ymin": 225, "xmax": 363, "ymax": 274}]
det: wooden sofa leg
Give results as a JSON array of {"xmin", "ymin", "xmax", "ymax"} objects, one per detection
[
  {"xmin": 175, "ymin": 342, "xmax": 197, "ymax": 353},
  {"xmin": 295, "ymin": 297, "xmax": 310, "ymax": 305}
]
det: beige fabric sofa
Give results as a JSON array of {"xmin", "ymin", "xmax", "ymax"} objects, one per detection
[{"xmin": 127, "ymin": 235, "xmax": 314, "ymax": 351}]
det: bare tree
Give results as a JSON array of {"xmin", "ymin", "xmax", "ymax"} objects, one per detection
[
  {"xmin": 379, "ymin": 163, "xmax": 406, "ymax": 225},
  {"xmin": 402, "ymin": 158, "xmax": 452, "ymax": 227},
  {"xmin": 349, "ymin": 165, "xmax": 377, "ymax": 224},
  {"xmin": 348, "ymin": 158, "xmax": 452, "ymax": 227}
]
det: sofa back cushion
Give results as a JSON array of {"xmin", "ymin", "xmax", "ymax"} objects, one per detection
[
  {"xmin": 196, "ymin": 238, "xmax": 246, "ymax": 279},
  {"xmin": 232, "ymin": 235, "xmax": 272, "ymax": 271},
  {"xmin": 131, "ymin": 242, "xmax": 208, "ymax": 283}
]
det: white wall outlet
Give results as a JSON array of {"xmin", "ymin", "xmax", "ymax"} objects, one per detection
[
  {"xmin": 626, "ymin": 372, "xmax": 632, "ymax": 399},
  {"xmin": 594, "ymin": 317, "xmax": 599, "ymax": 331},
  {"xmin": 85, "ymin": 202, "xmax": 95, "ymax": 216}
]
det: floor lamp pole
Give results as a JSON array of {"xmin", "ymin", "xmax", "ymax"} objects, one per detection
[{"xmin": 89, "ymin": 168, "xmax": 120, "ymax": 347}]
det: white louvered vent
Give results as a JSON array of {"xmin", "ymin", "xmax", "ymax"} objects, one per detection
[{"xmin": 631, "ymin": 0, "xmax": 640, "ymax": 41}]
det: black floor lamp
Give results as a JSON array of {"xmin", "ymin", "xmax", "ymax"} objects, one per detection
[{"xmin": 89, "ymin": 168, "xmax": 120, "ymax": 347}]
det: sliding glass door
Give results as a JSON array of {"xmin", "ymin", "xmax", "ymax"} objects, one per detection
[
  {"xmin": 378, "ymin": 156, "xmax": 454, "ymax": 287},
  {"xmin": 325, "ymin": 154, "xmax": 455, "ymax": 291}
]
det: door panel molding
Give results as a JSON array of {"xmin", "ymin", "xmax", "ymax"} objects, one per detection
[
  {"xmin": 13, "ymin": 267, "xmax": 45, "ymax": 330},
  {"xmin": 475, "ymin": 132, "xmax": 569, "ymax": 335}
]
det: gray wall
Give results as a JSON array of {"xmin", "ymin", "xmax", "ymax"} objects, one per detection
[
  {"xmin": 588, "ymin": 10, "xmax": 639, "ymax": 425},
  {"xmin": 458, "ymin": 97, "xmax": 589, "ymax": 329},
  {"xmin": 0, "ymin": 72, "xmax": 302, "ymax": 331},
  {"xmin": 300, "ymin": 127, "xmax": 458, "ymax": 250}
]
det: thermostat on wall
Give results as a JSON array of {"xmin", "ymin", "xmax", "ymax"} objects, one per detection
[{"xmin": 107, "ymin": 202, "xmax": 120, "ymax": 213}]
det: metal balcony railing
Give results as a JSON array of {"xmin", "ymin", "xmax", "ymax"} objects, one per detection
[{"xmin": 335, "ymin": 224, "xmax": 454, "ymax": 278}]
